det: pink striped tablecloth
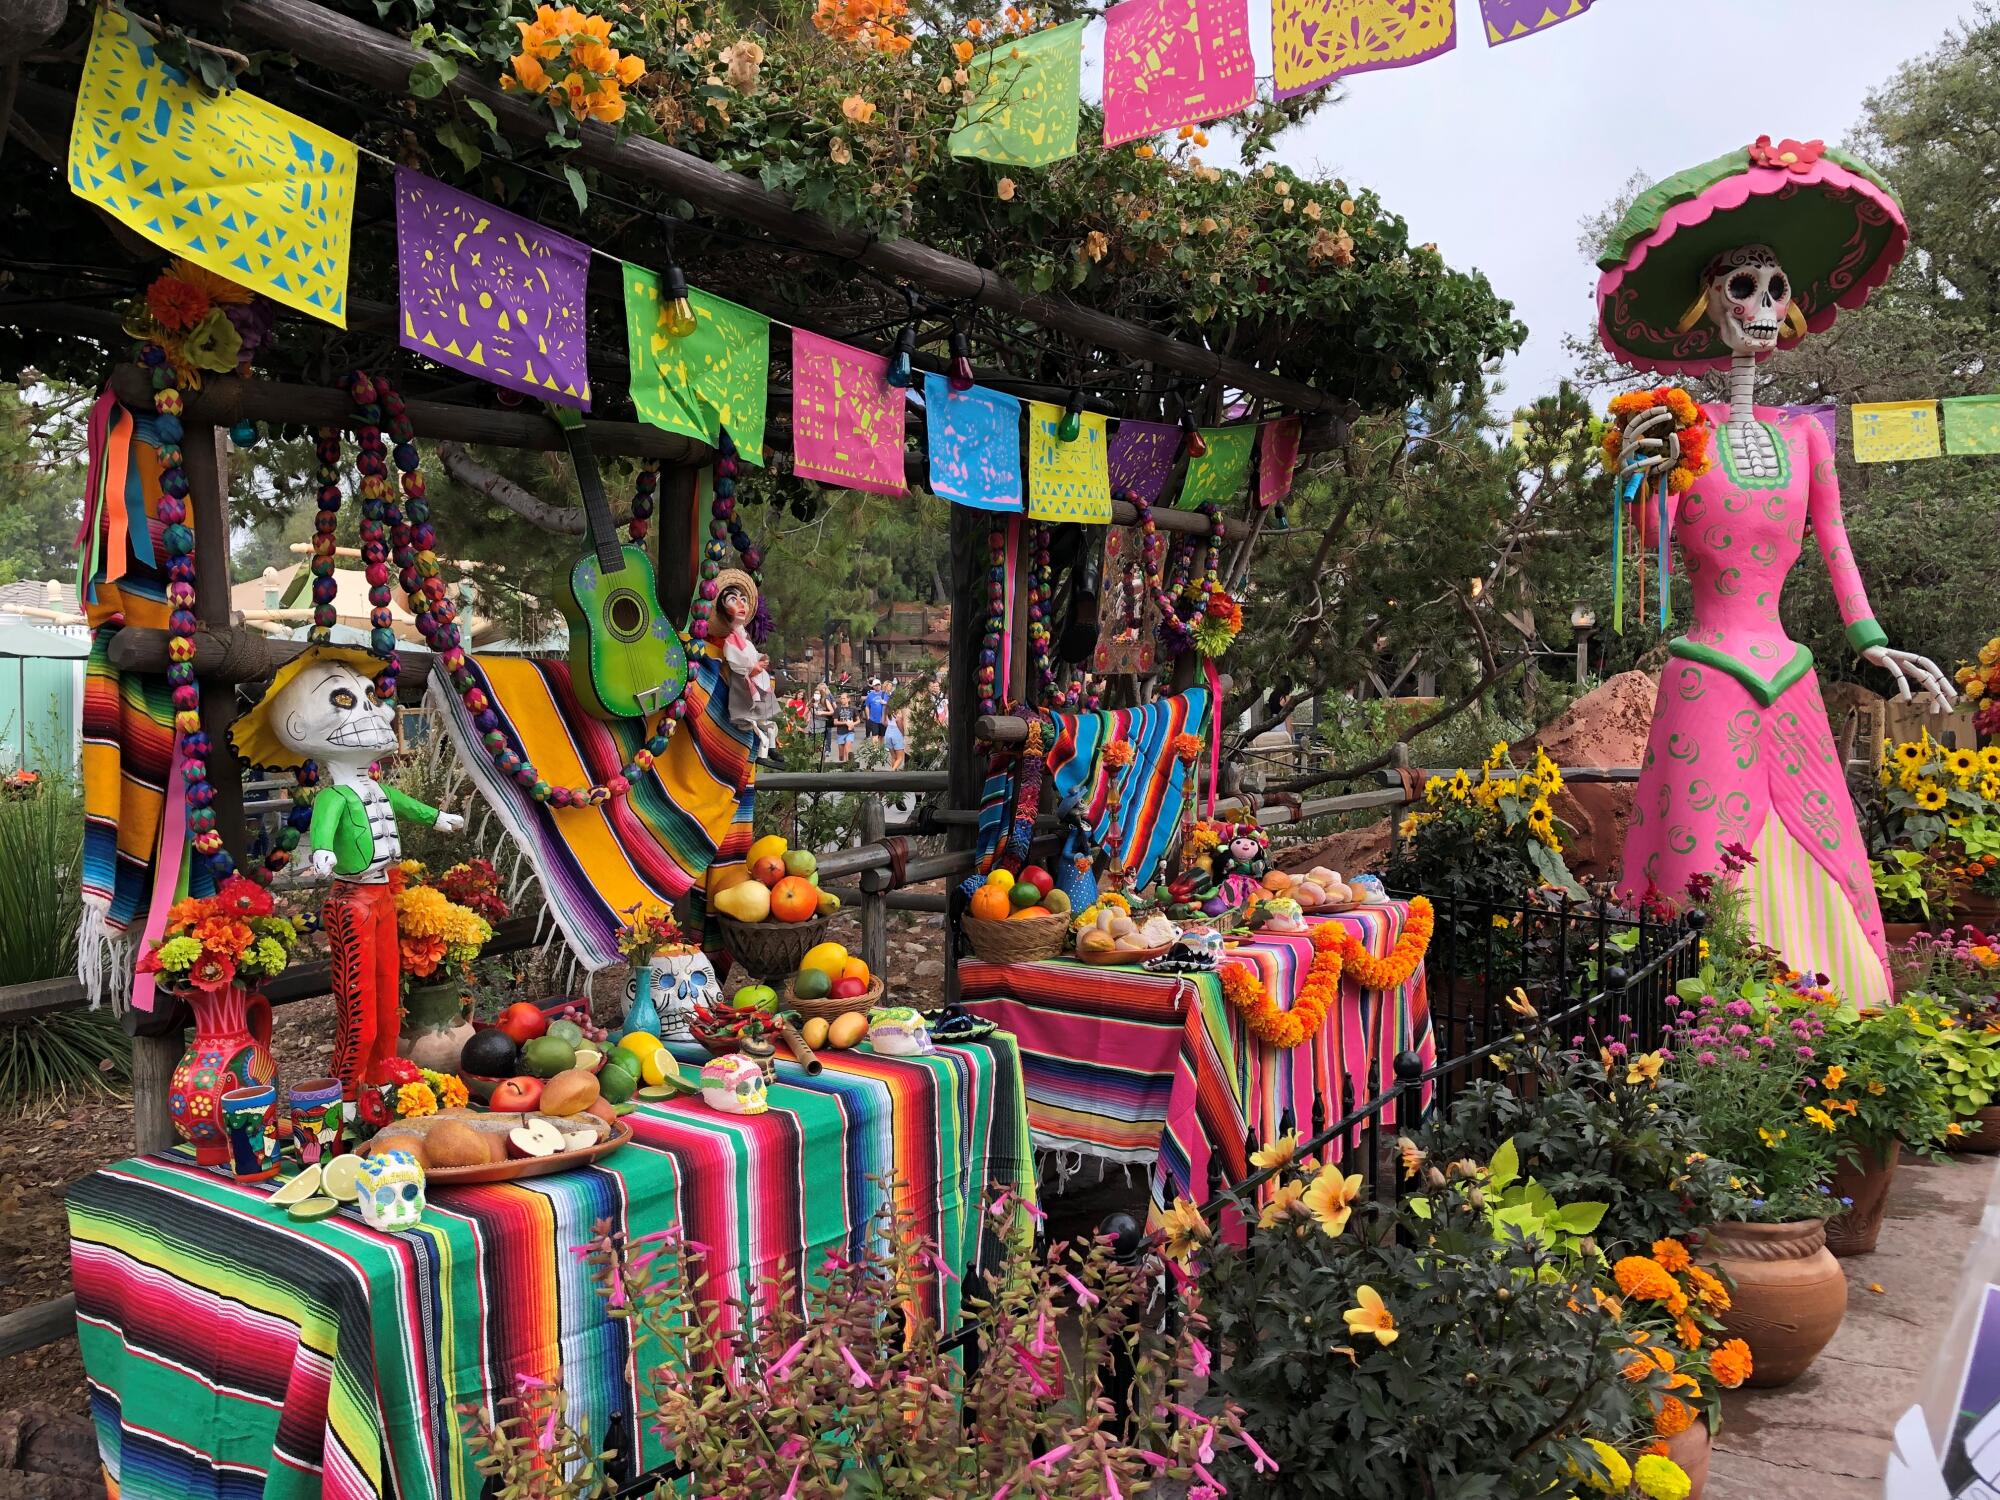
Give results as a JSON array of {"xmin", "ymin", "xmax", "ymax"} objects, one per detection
[{"xmin": 959, "ymin": 905, "xmax": 1433, "ymax": 1213}]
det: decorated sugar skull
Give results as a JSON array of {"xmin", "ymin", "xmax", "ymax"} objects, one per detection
[
  {"xmin": 270, "ymin": 656, "xmax": 399, "ymax": 767},
  {"xmin": 631, "ymin": 949, "xmax": 716, "ymax": 1041},
  {"xmin": 1693, "ymin": 244, "xmax": 1802, "ymax": 355},
  {"xmin": 699, "ymin": 1053, "xmax": 768, "ymax": 1114},
  {"xmin": 1261, "ymin": 896, "xmax": 1307, "ymax": 933},
  {"xmin": 355, "ymin": 1149, "xmax": 426, "ymax": 1230},
  {"xmin": 867, "ymin": 1006, "xmax": 934, "ymax": 1057}
]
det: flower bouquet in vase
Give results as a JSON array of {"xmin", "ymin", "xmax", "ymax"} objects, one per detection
[
  {"xmin": 617, "ymin": 902, "xmax": 710, "ymax": 1041},
  {"xmin": 1600, "ymin": 387, "xmax": 1715, "ymax": 634},
  {"xmin": 136, "ymin": 876, "xmax": 303, "ymax": 1164},
  {"xmin": 394, "ymin": 864, "xmax": 497, "ymax": 1074}
]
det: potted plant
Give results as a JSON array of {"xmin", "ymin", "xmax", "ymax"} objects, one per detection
[
  {"xmin": 136, "ymin": 876, "xmax": 303, "ymax": 1165},
  {"xmin": 1907, "ymin": 992, "xmax": 2000, "ymax": 1154},
  {"xmin": 1810, "ymin": 1002, "xmax": 1953, "ymax": 1254},
  {"xmin": 1871, "ymin": 849, "xmax": 1945, "ymax": 947},
  {"xmin": 1666, "ymin": 992, "xmax": 1846, "ymax": 1387},
  {"xmin": 394, "ymin": 862, "xmax": 498, "ymax": 1073}
]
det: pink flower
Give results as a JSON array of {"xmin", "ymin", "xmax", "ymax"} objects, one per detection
[
  {"xmin": 839, "ymin": 1344, "xmax": 875, "ymax": 1389},
  {"xmin": 1060, "ymin": 1269, "xmax": 1098, "ymax": 1308},
  {"xmin": 1749, "ymin": 135, "xmax": 1826, "ymax": 174},
  {"xmin": 1189, "ymin": 1334, "xmax": 1213, "ymax": 1379}
]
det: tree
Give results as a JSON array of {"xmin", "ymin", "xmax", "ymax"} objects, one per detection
[{"xmin": 0, "ymin": 385, "xmax": 90, "ymax": 588}]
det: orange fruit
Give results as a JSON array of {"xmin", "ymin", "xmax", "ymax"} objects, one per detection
[
  {"xmin": 969, "ymin": 885, "xmax": 1013, "ymax": 921},
  {"xmin": 769, "ymin": 876, "xmax": 820, "ymax": 923},
  {"xmin": 840, "ymin": 957, "xmax": 871, "ymax": 985},
  {"xmin": 1010, "ymin": 905, "xmax": 1052, "ymax": 920}
]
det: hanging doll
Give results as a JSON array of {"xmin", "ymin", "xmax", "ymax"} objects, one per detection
[{"xmin": 715, "ymin": 568, "xmax": 778, "ymax": 757}]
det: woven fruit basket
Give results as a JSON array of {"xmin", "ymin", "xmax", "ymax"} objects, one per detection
[
  {"xmin": 717, "ymin": 914, "xmax": 828, "ymax": 980},
  {"xmin": 784, "ymin": 974, "xmax": 886, "ymax": 1022},
  {"xmin": 964, "ymin": 911, "xmax": 1067, "ymax": 963}
]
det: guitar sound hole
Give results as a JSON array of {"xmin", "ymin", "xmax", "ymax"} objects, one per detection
[{"xmin": 608, "ymin": 592, "xmax": 646, "ymax": 640}]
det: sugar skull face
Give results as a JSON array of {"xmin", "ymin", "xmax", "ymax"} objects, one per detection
[
  {"xmin": 700, "ymin": 1054, "xmax": 768, "ymax": 1114},
  {"xmin": 274, "ymin": 660, "xmax": 397, "ymax": 768},
  {"xmin": 868, "ymin": 1006, "xmax": 934, "ymax": 1057},
  {"xmin": 356, "ymin": 1149, "xmax": 425, "ymax": 1230},
  {"xmin": 1703, "ymin": 245, "xmax": 1794, "ymax": 355}
]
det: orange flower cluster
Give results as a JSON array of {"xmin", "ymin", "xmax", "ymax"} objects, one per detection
[
  {"xmin": 1219, "ymin": 898, "xmax": 1435, "ymax": 1048},
  {"xmin": 503, "ymin": 6, "xmax": 647, "ymax": 123},
  {"xmin": 1601, "ymin": 386, "xmax": 1715, "ymax": 496},
  {"xmin": 812, "ymin": 0, "xmax": 913, "ymax": 55},
  {"xmin": 1610, "ymin": 1242, "xmax": 1751, "ymax": 1440},
  {"xmin": 1709, "ymin": 1337, "xmax": 1753, "ymax": 1389}
]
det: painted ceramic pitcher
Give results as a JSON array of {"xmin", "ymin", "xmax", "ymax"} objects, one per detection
[
  {"xmin": 168, "ymin": 983, "xmax": 275, "ymax": 1166},
  {"xmin": 623, "ymin": 949, "xmax": 716, "ymax": 1041},
  {"xmin": 398, "ymin": 978, "xmax": 474, "ymax": 1074}
]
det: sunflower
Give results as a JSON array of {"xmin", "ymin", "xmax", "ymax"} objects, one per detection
[
  {"xmin": 1894, "ymin": 740, "xmax": 1927, "ymax": 767},
  {"xmin": 1948, "ymin": 748, "xmax": 1979, "ymax": 779},
  {"xmin": 1913, "ymin": 782, "xmax": 1948, "ymax": 811},
  {"xmin": 1526, "ymin": 800, "xmax": 1555, "ymax": 838},
  {"xmin": 1981, "ymin": 747, "xmax": 2000, "ymax": 774}
]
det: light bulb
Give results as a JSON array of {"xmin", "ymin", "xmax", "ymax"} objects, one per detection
[
  {"xmin": 948, "ymin": 331, "xmax": 976, "ymax": 392},
  {"xmin": 1180, "ymin": 410, "xmax": 1208, "ymax": 459},
  {"xmin": 662, "ymin": 264, "xmax": 697, "ymax": 339},
  {"xmin": 1057, "ymin": 389, "xmax": 1083, "ymax": 443},
  {"xmin": 886, "ymin": 324, "xmax": 917, "ymax": 389}
]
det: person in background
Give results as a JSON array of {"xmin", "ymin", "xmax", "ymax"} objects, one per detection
[
  {"xmin": 864, "ymin": 676, "xmax": 890, "ymax": 740},
  {"xmin": 832, "ymin": 691, "xmax": 858, "ymax": 763},
  {"xmin": 884, "ymin": 701, "xmax": 910, "ymax": 771},
  {"xmin": 808, "ymin": 679, "xmax": 834, "ymax": 756}
]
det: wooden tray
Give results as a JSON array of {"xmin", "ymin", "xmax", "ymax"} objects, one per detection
[
  {"xmin": 1073, "ymin": 942, "xmax": 1172, "ymax": 966},
  {"xmin": 360, "ymin": 1109, "xmax": 633, "ymax": 1186}
]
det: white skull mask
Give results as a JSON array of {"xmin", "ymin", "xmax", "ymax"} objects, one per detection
[
  {"xmin": 356, "ymin": 1149, "xmax": 426, "ymax": 1230},
  {"xmin": 1703, "ymin": 245, "xmax": 1794, "ymax": 355},
  {"xmin": 274, "ymin": 661, "xmax": 397, "ymax": 772}
]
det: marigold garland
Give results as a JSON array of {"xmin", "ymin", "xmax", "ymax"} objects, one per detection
[{"xmin": 1219, "ymin": 897, "xmax": 1433, "ymax": 1047}]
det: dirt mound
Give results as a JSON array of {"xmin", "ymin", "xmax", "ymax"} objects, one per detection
[
  {"xmin": 1522, "ymin": 671, "xmax": 1659, "ymax": 882},
  {"xmin": 1276, "ymin": 823, "xmax": 1391, "ymax": 879}
]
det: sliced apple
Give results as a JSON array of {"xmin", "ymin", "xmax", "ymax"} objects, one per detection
[{"xmin": 507, "ymin": 1117, "xmax": 566, "ymax": 1159}]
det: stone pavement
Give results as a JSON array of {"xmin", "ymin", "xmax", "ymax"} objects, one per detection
[{"xmin": 1710, "ymin": 1149, "xmax": 1997, "ymax": 1497}]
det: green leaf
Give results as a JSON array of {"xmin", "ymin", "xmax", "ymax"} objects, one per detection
[
  {"xmin": 1551, "ymin": 1201, "xmax": 1607, "ymax": 1234},
  {"xmin": 466, "ymin": 99, "xmax": 499, "ymax": 133},
  {"xmin": 562, "ymin": 165, "xmax": 588, "ymax": 213},
  {"xmin": 408, "ymin": 56, "xmax": 458, "ymax": 99},
  {"xmin": 436, "ymin": 121, "xmax": 481, "ymax": 173},
  {"xmin": 1487, "ymin": 1136, "xmax": 1519, "ymax": 1192}
]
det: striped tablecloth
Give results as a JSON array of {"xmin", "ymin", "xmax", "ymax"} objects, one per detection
[
  {"xmin": 68, "ymin": 1035, "xmax": 1032, "ymax": 1500},
  {"xmin": 959, "ymin": 906, "xmax": 1432, "ymax": 1212}
]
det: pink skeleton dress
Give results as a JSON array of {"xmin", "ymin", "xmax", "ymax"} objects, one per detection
[{"xmin": 1619, "ymin": 405, "xmax": 1892, "ymax": 1004}]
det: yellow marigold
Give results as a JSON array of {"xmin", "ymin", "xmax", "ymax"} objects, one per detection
[
  {"xmin": 396, "ymin": 1081, "xmax": 438, "ymax": 1119},
  {"xmin": 1652, "ymin": 1394, "xmax": 1695, "ymax": 1438},
  {"xmin": 1633, "ymin": 1453, "xmax": 1692, "ymax": 1500},
  {"xmin": 1613, "ymin": 1256, "xmax": 1678, "ymax": 1303},
  {"xmin": 1650, "ymin": 1238, "xmax": 1691, "ymax": 1273},
  {"xmin": 1576, "ymin": 1438, "xmax": 1631, "ymax": 1494},
  {"xmin": 1710, "ymin": 1337, "xmax": 1752, "ymax": 1388}
]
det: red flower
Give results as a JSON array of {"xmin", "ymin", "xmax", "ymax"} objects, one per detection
[
  {"xmin": 187, "ymin": 951, "xmax": 237, "ymax": 991},
  {"xmin": 1749, "ymin": 135, "xmax": 1825, "ymax": 174},
  {"xmin": 144, "ymin": 271, "xmax": 213, "ymax": 332},
  {"xmin": 218, "ymin": 874, "xmax": 274, "ymax": 918},
  {"xmin": 135, "ymin": 948, "xmax": 163, "ymax": 974},
  {"xmin": 380, "ymin": 1056, "xmax": 423, "ymax": 1085}
]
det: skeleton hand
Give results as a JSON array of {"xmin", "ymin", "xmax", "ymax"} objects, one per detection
[
  {"xmin": 435, "ymin": 811, "xmax": 466, "ymax": 835},
  {"xmin": 311, "ymin": 847, "xmax": 337, "ymax": 877},
  {"xmin": 1616, "ymin": 406, "xmax": 1681, "ymax": 484},
  {"xmin": 1862, "ymin": 644, "xmax": 1958, "ymax": 711}
]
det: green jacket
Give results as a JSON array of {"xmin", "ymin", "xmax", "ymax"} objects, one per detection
[{"xmin": 309, "ymin": 782, "xmax": 441, "ymax": 879}]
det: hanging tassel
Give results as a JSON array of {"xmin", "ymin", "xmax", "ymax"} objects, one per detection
[
  {"xmin": 1656, "ymin": 470, "xmax": 1671, "ymax": 633},
  {"xmin": 1613, "ymin": 471, "xmax": 1639, "ymax": 636}
]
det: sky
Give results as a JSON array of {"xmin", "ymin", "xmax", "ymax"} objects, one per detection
[{"xmin": 1234, "ymin": 0, "xmax": 1973, "ymax": 402}]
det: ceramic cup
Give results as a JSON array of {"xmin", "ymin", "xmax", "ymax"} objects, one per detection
[
  {"xmin": 288, "ymin": 1076, "xmax": 345, "ymax": 1167},
  {"xmin": 220, "ymin": 1083, "xmax": 281, "ymax": 1183}
]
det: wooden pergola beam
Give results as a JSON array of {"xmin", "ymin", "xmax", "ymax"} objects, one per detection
[{"xmin": 191, "ymin": 0, "xmax": 1343, "ymax": 416}]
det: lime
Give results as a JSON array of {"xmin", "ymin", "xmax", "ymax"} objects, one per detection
[
  {"xmin": 320, "ymin": 1153, "xmax": 368, "ymax": 1203},
  {"xmin": 286, "ymin": 1197, "xmax": 343, "ymax": 1222},
  {"xmin": 1008, "ymin": 881, "xmax": 1042, "ymax": 909},
  {"xmin": 598, "ymin": 1060, "xmax": 639, "ymax": 1103},
  {"xmin": 794, "ymin": 967, "xmax": 833, "ymax": 1001},
  {"xmin": 269, "ymin": 1164, "xmax": 324, "ymax": 1205}
]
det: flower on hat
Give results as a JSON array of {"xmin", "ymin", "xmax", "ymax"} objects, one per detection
[{"xmin": 1749, "ymin": 135, "xmax": 1825, "ymax": 174}]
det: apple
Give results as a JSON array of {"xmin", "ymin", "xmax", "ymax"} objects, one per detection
[
  {"xmin": 508, "ymin": 1117, "xmax": 565, "ymax": 1159},
  {"xmin": 750, "ymin": 855, "xmax": 788, "ymax": 888},
  {"xmin": 733, "ymin": 983, "xmax": 779, "ymax": 1012},
  {"xmin": 830, "ymin": 976, "xmax": 868, "ymax": 999},
  {"xmin": 1017, "ymin": 864, "xmax": 1053, "ymax": 897},
  {"xmin": 783, "ymin": 849, "xmax": 818, "ymax": 879},
  {"xmin": 491, "ymin": 1075, "xmax": 545, "ymax": 1112},
  {"xmin": 495, "ymin": 1001, "xmax": 551, "ymax": 1045}
]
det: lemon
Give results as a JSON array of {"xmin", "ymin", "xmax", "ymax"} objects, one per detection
[
  {"xmin": 987, "ymin": 870, "xmax": 1015, "ymax": 893},
  {"xmin": 799, "ymin": 942, "xmax": 850, "ymax": 982},
  {"xmin": 618, "ymin": 1032, "xmax": 664, "ymax": 1068},
  {"xmin": 749, "ymin": 833, "xmax": 789, "ymax": 866},
  {"xmin": 321, "ymin": 1153, "xmax": 368, "ymax": 1203},
  {"xmin": 641, "ymin": 1048, "xmax": 682, "ymax": 1088},
  {"xmin": 268, "ymin": 1163, "xmax": 324, "ymax": 1205}
]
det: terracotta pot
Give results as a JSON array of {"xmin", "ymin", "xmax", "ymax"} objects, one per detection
[
  {"xmin": 1952, "ymin": 890, "xmax": 2000, "ymax": 937},
  {"xmin": 398, "ymin": 979, "xmax": 474, "ymax": 1074},
  {"xmin": 1663, "ymin": 1419, "xmax": 1711, "ymax": 1500},
  {"xmin": 167, "ymin": 984, "xmax": 275, "ymax": 1166},
  {"xmin": 1881, "ymin": 920, "xmax": 1925, "ymax": 949},
  {"xmin": 1699, "ymin": 1218, "xmax": 1845, "ymax": 1388},
  {"xmin": 1824, "ymin": 1138, "xmax": 1901, "ymax": 1257},
  {"xmin": 1948, "ymin": 1102, "xmax": 2000, "ymax": 1155}
]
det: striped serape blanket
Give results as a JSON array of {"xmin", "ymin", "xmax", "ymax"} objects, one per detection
[
  {"xmin": 436, "ymin": 648, "xmax": 755, "ymax": 969},
  {"xmin": 69, "ymin": 1034, "xmax": 1033, "ymax": 1500},
  {"xmin": 1043, "ymin": 688, "xmax": 1208, "ymax": 888},
  {"xmin": 77, "ymin": 394, "xmax": 202, "ymax": 1008},
  {"xmin": 958, "ymin": 905, "xmax": 1433, "ymax": 1211}
]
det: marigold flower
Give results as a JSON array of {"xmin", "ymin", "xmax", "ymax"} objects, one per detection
[
  {"xmin": 1613, "ymin": 1256, "xmax": 1678, "ymax": 1303},
  {"xmin": 1652, "ymin": 1394, "xmax": 1695, "ymax": 1437},
  {"xmin": 1650, "ymin": 1238, "xmax": 1691, "ymax": 1273},
  {"xmin": 1710, "ymin": 1337, "xmax": 1752, "ymax": 1387},
  {"xmin": 396, "ymin": 1081, "xmax": 439, "ymax": 1119},
  {"xmin": 145, "ymin": 271, "xmax": 213, "ymax": 332},
  {"xmin": 1674, "ymin": 1313, "xmax": 1703, "ymax": 1349},
  {"xmin": 1633, "ymin": 1453, "xmax": 1693, "ymax": 1500},
  {"xmin": 1575, "ymin": 1438, "xmax": 1631, "ymax": 1493}
]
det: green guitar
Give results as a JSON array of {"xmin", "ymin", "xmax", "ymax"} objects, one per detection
[{"xmin": 553, "ymin": 414, "xmax": 688, "ymax": 722}]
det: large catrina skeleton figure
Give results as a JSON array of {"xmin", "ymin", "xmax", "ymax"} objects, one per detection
[{"xmin": 1597, "ymin": 138, "xmax": 1951, "ymax": 1006}]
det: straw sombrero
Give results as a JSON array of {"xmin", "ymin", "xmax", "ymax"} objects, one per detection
[
  {"xmin": 1596, "ymin": 136, "xmax": 1907, "ymax": 376},
  {"xmin": 230, "ymin": 645, "xmax": 395, "ymax": 771},
  {"xmin": 712, "ymin": 568, "xmax": 759, "ymax": 618}
]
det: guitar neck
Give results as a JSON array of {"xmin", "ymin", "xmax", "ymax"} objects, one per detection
[{"xmin": 556, "ymin": 412, "xmax": 624, "ymax": 576}]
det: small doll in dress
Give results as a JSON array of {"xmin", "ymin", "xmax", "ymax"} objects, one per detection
[{"xmin": 714, "ymin": 567, "xmax": 778, "ymax": 757}]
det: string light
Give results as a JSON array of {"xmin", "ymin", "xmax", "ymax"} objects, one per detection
[
  {"xmin": 660, "ymin": 220, "xmax": 697, "ymax": 339},
  {"xmin": 1057, "ymin": 388, "xmax": 1084, "ymax": 443},
  {"xmin": 1179, "ymin": 405, "xmax": 1208, "ymax": 459},
  {"xmin": 947, "ymin": 328, "xmax": 976, "ymax": 392}
]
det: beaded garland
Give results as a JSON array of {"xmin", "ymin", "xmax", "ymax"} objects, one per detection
[
  {"xmin": 690, "ymin": 429, "xmax": 762, "ymax": 646},
  {"xmin": 977, "ymin": 522, "xmax": 1008, "ymax": 719},
  {"xmin": 143, "ymin": 344, "xmax": 314, "ymax": 888},
  {"xmin": 1127, "ymin": 490, "xmax": 1228, "ymax": 657},
  {"xmin": 1019, "ymin": 524, "xmax": 1102, "ymax": 714}
]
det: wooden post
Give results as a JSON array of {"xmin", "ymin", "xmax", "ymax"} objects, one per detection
[
  {"xmin": 858, "ymin": 795, "xmax": 888, "ymax": 981},
  {"xmin": 184, "ymin": 426, "xmax": 246, "ymax": 869},
  {"xmin": 942, "ymin": 506, "xmax": 987, "ymax": 1005},
  {"xmin": 655, "ymin": 464, "xmax": 700, "ymax": 623},
  {"xmin": 129, "ymin": 1020, "xmax": 182, "ymax": 1156}
]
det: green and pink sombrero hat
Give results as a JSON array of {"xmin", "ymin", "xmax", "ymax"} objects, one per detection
[{"xmin": 1596, "ymin": 135, "xmax": 1907, "ymax": 376}]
